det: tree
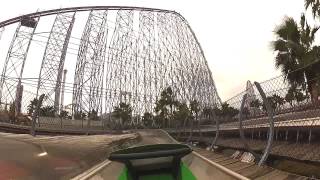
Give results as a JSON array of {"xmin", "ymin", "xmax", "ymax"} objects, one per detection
[
  {"xmin": 39, "ymin": 106, "xmax": 56, "ymax": 117},
  {"xmin": 27, "ymin": 94, "xmax": 46, "ymax": 116},
  {"xmin": 27, "ymin": 98, "xmax": 38, "ymax": 116},
  {"xmin": 173, "ymin": 102, "xmax": 191, "ymax": 138},
  {"xmin": 88, "ymin": 109, "xmax": 98, "ymax": 121},
  {"xmin": 285, "ymin": 87, "xmax": 296, "ymax": 107},
  {"xmin": 285, "ymin": 86, "xmax": 308, "ymax": 107},
  {"xmin": 8, "ymin": 103, "xmax": 15, "ymax": 122},
  {"xmin": 189, "ymin": 100, "xmax": 200, "ymax": 139},
  {"xmin": 203, "ymin": 107, "xmax": 213, "ymax": 123},
  {"xmin": 154, "ymin": 99, "xmax": 169, "ymax": 128},
  {"xmin": 142, "ymin": 112, "xmax": 153, "ymax": 127},
  {"xmin": 250, "ymin": 99, "xmax": 262, "ymax": 116},
  {"xmin": 213, "ymin": 107, "xmax": 222, "ymax": 117},
  {"xmin": 272, "ymin": 94, "xmax": 285, "ymax": 109},
  {"xmin": 242, "ymin": 107, "xmax": 250, "ymax": 118},
  {"xmin": 220, "ymin": 102, "xmax": 239, "ymax": 121},
  {"xmin": 305, "ymin": 0, "xmax": 320, "ymax": 18},
  {"xmin": 250, "ymin": 99, "xmax": 262, "ymax": 109},
  {"xmin": 74, "ymin": 111, "xmax": 86, "ymax": 120},
  {"xmin": 296, "ymin": 90, "xmax": 308, "ymax": 103},
  {"xmin": 112, "ymin": 102, "xmax": 132, "ymax": 129},
  {"xmin": 272, "ymin": 14, "xmax": 320, "ymax": 102},
  {"xmin": 154, "ymin": 87, "xmax": 177, "ymax": 128},
  {"xmin": 59, "ymin": 110, "xmax": 69, "ymax": 119}
]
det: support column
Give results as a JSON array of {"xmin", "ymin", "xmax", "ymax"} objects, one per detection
[
  {"xmin": 59, "ymin": 69, "xmax": 67, "ymax": 113},
  {"xmin": 0, "ymin": 27, "xmax": 4, "ymax": 40},
  {"xmin": 36, "ymin": 12, "xmax": 75, "ymax": 114},
  {"xmin": 251, "ymin": 130, "xmax": 254, "ymax": 140},
  {"xmin": 308, "ymin": 129, "xmax": 312, "ymax": 144},
  {"xmin": 0, "ymin": 16, "xmax": 38, "ymax": 112},
  {"xmin": 72, "ymin": 10, "xmax": 108, "ymax": 123}
]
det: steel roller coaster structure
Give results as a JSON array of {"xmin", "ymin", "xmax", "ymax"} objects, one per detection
[{"xmin": 0, "ymin": 6, "xmax": 222, "ymax": 120}]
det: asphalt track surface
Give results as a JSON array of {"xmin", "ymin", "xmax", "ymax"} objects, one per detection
[
  {"xmin": 0, "ymin": 132, "xmax": 136, "ymax": 180},
  {"xmin": 88, "ymin": 130, "xmax": 248, "ymax": 180}
]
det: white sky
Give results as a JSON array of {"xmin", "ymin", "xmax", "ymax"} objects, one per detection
[{"xmin": 0, "ymin": 0, "xmax": 307, "ymax": 101}]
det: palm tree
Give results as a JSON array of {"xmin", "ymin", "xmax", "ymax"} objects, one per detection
[
  {"xmin": 173, "ymin": 102, "xmax": 191, "ymax": 138},
  {"xmin": 203, "ymin": 107, "xmax": 212, "ymax": 124},
  {"xmin": 27, "ymin": 98, "xmax": 38, "ymax": 116},
  {"xmin": 88, "ymin": 109, "xmax": 98, "ymax": 120},
  {"xmin": 59, "ymin": 110, "xmax": 69, "ymax": 119},
  {"xmin": 142, "ymin": 112, "xmax": 153, "ymax": 128},
  {"xmin": 40, "ymin": 106, "xmax": 56, "ymax": 117},
  {"xmin": 188, "ymin": 100, "xmax": 200, "ymax": 140},
  {"xmin": 220, "ymin": 102, "xmax": 239, "ymax": 122},
  {"xmin": 272, "ymin": 14, "xmax": 320, "ymax": 102},
  {"xmin": 272, "ymin": 94, "xmax": 285, "ymax": 110},
  {"xmin": 112, "ymin": 102, "xmax": 132, "ymax": 129},
  {"xmin": 305, "ymin": 0, "xmax": 320, "ymax": 18},
  {"xmin": 250, "ymin": 99, "xmax": 262, "ymax": 117},
  {"xmin": 154, "ymin": 99, "xmax": 169, "ymax": 128},
  {"xmin": 74, "ymin": 111, "xmax": 86, "ymax": 120},
  {"xmin": 8, "ymin": 103, "xmax": 15, "ymax": 122},
  {"xmin": 154, "ymin": 87, "xmax": 177, "ymax": 128}
]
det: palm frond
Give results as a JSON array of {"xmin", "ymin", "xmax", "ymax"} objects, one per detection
[
  {"xmin": 311, "ymin": 26, "xmax": 320, "ymax": 41},
  {"xmin": 305, "ymin": 0, "xmax": 320, "ymax": 18},
  {"xmin": 271, "ymin": 39, "xmax": 287, "ymax": 51},
  {"xmin": 274, "ymin": 17, "xmax": 300, "ymax": 43},
  {"xmin": 300, "ymin": 13, "xmax": 306, "ymax": 29},
  {"xmin": 305, "ymin": 0, "xmax": 316, "ymax": 10}
]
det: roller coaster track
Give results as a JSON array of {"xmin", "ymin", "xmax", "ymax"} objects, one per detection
[{"xmin": 0, "ymin": 6, "xmax": 181, "ymax": 28}]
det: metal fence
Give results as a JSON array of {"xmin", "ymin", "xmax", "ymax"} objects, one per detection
[{"xmin": 172, "ymin": 72, "xmax": 320, "ymax": 165}]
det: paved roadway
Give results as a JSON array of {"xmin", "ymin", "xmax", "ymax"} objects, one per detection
[
  {"xmin": 88, "ymin": 130, "xmax": 308, "ymax": 180},
  {"xmin": 0, "ymin": 132, "xmax": 136, "ymax": 180}
]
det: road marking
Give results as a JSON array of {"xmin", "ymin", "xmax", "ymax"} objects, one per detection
[{"xmin": 70, "ymin": 159, "xmax": 112, "ymax": 180}]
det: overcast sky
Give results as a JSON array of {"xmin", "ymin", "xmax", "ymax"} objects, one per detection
[{"xmin": 0, "ymin": 0, "xmax": 308, "ymax": 101}]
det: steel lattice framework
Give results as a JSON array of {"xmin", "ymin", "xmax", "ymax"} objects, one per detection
[
  {"xmin": 36, "ymin": 12, "xmax": 75, "ymax": 113},
  {"xmin": 72, "ymin": 10, "xmax": 108, "ymax": 116},
  {"xmin": 0, "ymin": 6, "xmax": 221, "ymax": 117},
  {"xmin": 0, "ymin": 16, "xmax": 38, "ymax": 113},
  {"xmin": 0, "ymin": 27, "xmax": 4, "ymax": 40}
]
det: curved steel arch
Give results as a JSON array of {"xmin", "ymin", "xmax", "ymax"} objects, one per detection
[
  {"xmin": 0, "ymin": 6, "xmax": 181, "ymax": 28},
  {"xmin": 0, "ymin": 7, "xmax": 224, "ymax": 108},
  {"xmin": 36, "ymin": 12, "xmax": 75, "ymax": 112},
  {"xmin": 0, "ymin": 6, "xmax": 222, "ymax": 134}
]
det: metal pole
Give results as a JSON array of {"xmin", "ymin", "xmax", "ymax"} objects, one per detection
[
  {"xmin": 308, "ymin": 129, "xmax": 312, "ymax": 144},
  {"xmin": 60, "ymin": 69, "xmax": 67, "ymax": 113},
  {"xmin": 251, "ymin": 130, "xmax": 253, "ymax": 140},
  {"xmin": 254, "ymin": 82, "xmax": 274, "ymax": 166}
]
